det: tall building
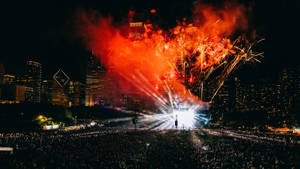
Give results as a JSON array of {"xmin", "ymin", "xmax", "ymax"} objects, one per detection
[
  {"xmin": 128, "ymin": 10, "xmax": 145, "ymax": 40},
  {"xmin": 85, "ymin": 55, "xmax": 104, "ymax": 106},
  {"xmin": 51, "ymin": 80, "xmax": 68, "ymax": 106},
  {"xmin": 234, "ymin": 77, "xmax": 244, "ymax": 111},
  {"xmin": 1, "ymin": 74, "xmax": 15, "ymax": 84},
  {"xmin": 25, "ymin": 60, "xmax": 42, "ymax": 103},
  {"xmin": 0, "ymin": 68, "xmax": 34, "ymax": 103},
  {"xmin": 67, "ymin": 81, "xmax": 85, "ymax": 107},
  {"xmin": 24, "ymin": 86, "xmax": 34, "ymax": 102},
  {"xmin": 15, "ymin": 85, "xmax": 26, "ymax": 102},
  {"xmin": 41, "ymin": 80, "xmax": 52, "ymax": 104},
  {"xmin": 277, "ymin": 68, "xmax": 299, "ymax": 116},
  {"xmin": 0, "ymin": 74, "xmax": 16, "ymax": 102}
]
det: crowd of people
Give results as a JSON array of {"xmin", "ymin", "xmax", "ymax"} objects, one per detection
[
  {"xmin": 193, "ymin": 130, "xmax": 300, "ymax": 168},
  {"xmin": 0, "ymin": 127, "xmax": 299, "ymax": 168}
]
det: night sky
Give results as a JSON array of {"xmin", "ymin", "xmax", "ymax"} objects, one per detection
[{"xmin": 1, "ymin": 0, "xmax": 299, "ymax": 83}]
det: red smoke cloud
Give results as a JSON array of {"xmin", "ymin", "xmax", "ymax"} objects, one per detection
[{"xmin": 76, "ymin": 3, "xmax": 247, "ymax": 106}]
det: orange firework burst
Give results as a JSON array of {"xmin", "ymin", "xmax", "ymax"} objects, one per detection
[{"xmin": 77, "ymin": 2, "xmax": 263, "ymax": 107}]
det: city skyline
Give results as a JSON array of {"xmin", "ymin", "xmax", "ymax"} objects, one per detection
[{"xmin": 1, "ymin": 56, "xmax": 298, "ymax": 112}]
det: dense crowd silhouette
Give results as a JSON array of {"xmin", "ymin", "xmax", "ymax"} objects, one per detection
[{"xmin": 1, "ymin": 127, "xmax": 299, "ymax": 169}]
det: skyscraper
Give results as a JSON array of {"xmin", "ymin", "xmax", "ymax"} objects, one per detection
[
  {"xmin": 51, "ymin": 80, "xmax": 68, "ymax": 106},
  {"xmin": 25, "ymin": 60, "xmax": 42, "ymax": 103},
  {"xmin": 85, "ymin": 55, "xmax": 104, "ymax": 106},
  {"xmin": 128, "ymin": 10, "xmax": 145, "ymax": 40},
  {"xmin": 67, "ymin": 81, "xmax": 85, "ymax": 107},
  {"xmin": 234, "ymin": 77, "xmax": 244, "ymax": 111},
  {"xmin": 278, "ymin": 68, "xmax": 299, "ymax": 116},
  {"xmin": 0, "ymin": 74, "xmax": 16, "ymax": 102},
  {"xmin": 41, "ymin": 80, "xmax": 52, "ymax": 104}
]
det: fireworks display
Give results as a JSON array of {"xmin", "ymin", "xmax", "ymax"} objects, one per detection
[{"xmin": 78, "ymin": 3, "xmax": 263, "ymax": 129}]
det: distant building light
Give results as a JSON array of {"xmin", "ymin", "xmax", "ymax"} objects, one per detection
[
  {"xmin": 43, "ymin": 124, "xmax": 59, "ymax": 130},
  {"xmin": 0, "ymin": 147, "xmax": 13, "ymax": 154},
  {"xmin": 150, "ymin": 9, "xmax": 156, "ymax": 14},
  {"xmin": 27, "ymin": 61, "xmax": 41, "ymax": 66},
  {"xmin": 3, "ymin": 74, "xmax": 15, "ymax": 78},
  {"xmin": 0, "ymin": 100, "xmax": 20, "ymax": 104},
  {"xmin": 90, "ymin": 121, "xmax": 96, "ymax": 126},
  {"xmin": 129, "ymin": 22, "xmax": 143, "ymax": 27}
]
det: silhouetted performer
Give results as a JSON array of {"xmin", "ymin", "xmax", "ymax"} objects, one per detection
[
  {"xmin": 175, "ymin": 115, "xmax": 178, "ymax": 129},
  {"xmin": 132, "ymin": 116, "xmax": 137, "ymax": 129}
]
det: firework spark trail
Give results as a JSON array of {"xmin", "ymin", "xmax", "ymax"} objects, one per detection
[
  {"xmin": 77, "ymin": 3, "xmax": 263, "ymax": 129},
  {"xmin": 118, "ymin": 71, "xmax": 171, "ymax": 113}
]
